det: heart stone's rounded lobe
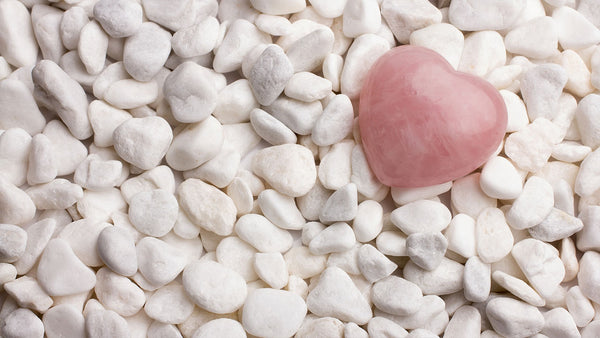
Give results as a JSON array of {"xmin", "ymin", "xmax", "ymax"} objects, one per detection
[{"xmin": 359, "ymin": 46, "xmax": 507, "ymax": 188}]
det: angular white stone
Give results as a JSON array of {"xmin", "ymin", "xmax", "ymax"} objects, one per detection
[
  {"xmin": 553, "ymin": 6, "xmax": 600, "ymax": 50},
  {"xmin": 307, "ymin": 267, "xmax": 372, "ymax": 325},
  {"xmin": 58, "ymin": 219, "xmax": 109, "ymax": 267},
  {"xmin": 312, "ymin": 94, "xmax": 354, "ymax": 147},
  {"xmin": 128, "ymin": 189, "xmax": 178, "ymax": 237},
  {"xmin": 319, "ymin": 183, "xmax": 358, "ymax": 223},
  {"xmin": 476, "ymin": 207, "xmax": 514, "ymax": 263},
  {"xmin": 480, "ymin": 156, "xmax": 523, "ymax": 200},
  {"xmin": 183, "ymin": 260, "xmax": 247, "ymax": 314},
  {"xmin": 214, "ymin": 19, "xmax": 271, "ymax": 73},
  {"xmin": 374, "ymin": 295, "xmax": 446, "ymax": 331},
  {"xmin": 78, "ymin": 21, "xmax": 108, "ymax": 75},
  {"xmin": 448, "ymin": 0, "xmax": 525, "ymax": 31},
  {"xmin": 88, "ymin": 100, "xmax": 131, "ymax": 148},
  {"xmin": 505, "ymin": 16, "xmax": 558, "ymax": 60},
  {"xmin": 541, "ymin": 307, "xmax": 580, "ymax": 338},
  {"xmin": 0, "ymin": 224, "xmax": 26, "ymax": 263},
  {"xmin": 286, "ymin": 28, "xmax": 334, "ymax": 73},
  {"xmin": 26, "ymin": 179, "xmax": 83, "ymax": 210},
  {"xmin": 357, "ymin": 243, "xmax": 397, "ymax": 283},
  {"xmin": 0, "ymin": 177, "xmax": 35, "ymax": 225},
  {"xmin": 403, "ymin": 257, "xmax": 464, "ymax": 295},
  {"xmin": 409, "ymin": 23, "xmax": 464, "ymax": 70},
  {"xmin": 444, "ymin": 213, "xmax": 476, "ymax": 258},
  {"xmin": 451, "ymin": 173, "xmax": 497, "ymax": 218},
  {"xmin": 458, "ymin": 31, "xmax": 506, "ymax": 78},
  {"xmin": 486, "ymin": 297, "xmax": 544, "ymax": 338},
  {"xmin": 528, "ymin": 207, "xmax": 583, "ymax": 242},
  {"xmin": 463, "ymin": 256, "xmax": 491, "ymax": 302},
  {"xmin": 381, "ymin": 0, "xmax": 441, "ymax": 44},
  {"xmin": 566, "ymin": 286, "xmax": 595, "ymax": 328},
  {"xmin": 507, "ymin": 176, "xmax": 554, "ymax": 230},
  {"xmin": 123, "ymin": 22, "xmax": 171, "ymax": 81},
  {"xmin": 254, "ymin": 252, "xmax": 288, "ymax": 289},
  {"xmin": 4, "ymin": 276, "xmax": 53, "ymax": 312},
  {"xmin": 512, "ymin": 238, "xmax": 565, "ymax": 299},
  {"xmin": 390, "ymin": 199, "xmax": 452, "ymax": 235},
  {"xmin": 499, "ymin": 89, "xmax": 528, "ymax": 133},
  {"xmin": 406, "ymin": 232, "xmax": 448, "ymax": 271},
  {"xmin": 14, "ymin": 219, "xmax": 55, "ymax": 275},
  {"xmin": 85, "ymin": 309, "xmax": 129, "ymax": 338},
  {"xmin": 1, "ymin": 308, "xmax": 44, "ymax": 338}
]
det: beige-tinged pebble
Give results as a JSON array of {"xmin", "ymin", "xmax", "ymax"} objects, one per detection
[
  {"xmin": 561, "ymin": 49, "xmax": 594, "ymax": 98},
  {"xmin": 552, "ymin": 141, "xmax": 592, "ymax": 163},
  {"xmin": 561, "ymin": 237, "xmax": 579, "ymax": 282},
  {"xmin": 307, "ymin": 267, "xmax": 372, "ymax": 325},
  {"xmin": 32, "ymin": 60, "xmax": 92, "ymax": 140},
  {"xmin": 476, "ymin": 207, "xmax": 514, "ymax": 264},
  {"xmin": 391, "ymin": 199, "xmax": 452, "ymax": 234},
  {"xmin": 36, "ymin": 238, "xmax": 96, "ymax": 296},
  {"xmin": 391, "ymin": 181, "xmax": 452, "ymax": 205},
  {"xmin": 182, "ymin": 260, "xmax": 247, "ymax": 314},
  {"xmin": 252, "ymin": 144, "xmax": 317, "ymax": 197},
  {"xmin": 376, "ymin": 231, "xmax": 408, "ymax": 256},
  {"xmin": 285, "ymin": 72, "xmax": 332, "ymax": 103},
  {"xmin": 285, "ymin": 246, "xmax": 328, "ymax": 279},
  {"xmin": 486, "ymin": 297, "xmax": 545, "ymax": 338}
]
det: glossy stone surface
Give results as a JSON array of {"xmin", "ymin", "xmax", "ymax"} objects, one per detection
[{"xmin": 359, "ymin": 46, "xmax": 507, "ymax": 187}]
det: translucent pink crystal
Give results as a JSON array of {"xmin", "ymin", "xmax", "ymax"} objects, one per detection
[{"xmin": 359, "ymin": 46, "xmax": 507, "ymax": 188}]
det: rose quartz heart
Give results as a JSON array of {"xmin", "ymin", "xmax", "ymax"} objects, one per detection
[{"xmin": 359, "ymin": 45, "xmax": 507, "ymax": 188}]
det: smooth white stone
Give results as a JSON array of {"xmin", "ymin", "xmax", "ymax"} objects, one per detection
[
  {"xmin": 340, "ymin": 34, "xmax": 390, "ymax": 99},
  {"xmin": 512, "ymin": 238, "xmax": 565, "ymax": 299},
  {"xmin": 214, "ymin": 19, "xmax": 271, "ymax": 73},
  {"xmin": 164, "ymin": 62, "xmax": 218, "ymax": 123},
  {"xmin": 343, "ymin": 0, "xmax": 381, "ymax": 38},
  {"xmin": 0, "ymin": 0, "xmax": 38, "ymax": 67},
  {"xmin": 458, "ymin": 31, "xmax": 506, "ymax": 78},
  {"xmin": 406, "ymin": 232, "xmax": 448, "ymax": 271},
  {"xmin": 97, "ymin": 226, "xmax": 137, "ymax": 277},
  {"xmin": 26, "ymin": 179, "xmax": 83, "ymax": 210},
  {"xmin": 14, "ymin": 219, "xmax": 55, "ymax": 275},
  {"xmin": 286, "ymin": 28, "xmax": 335, "ymax": 73},
  {"xmin": 235, "ymin": 214, "xmax": 293, "ymax": 253},
  {"xmin": 123, "ymin": 22, "xmax": 171, "ymax": 81},
  {"xmin": 372, "ymin": 276, "xmax": 423, "ymax": 316},
  {"xmin": 390, "ymin": 199, "xmax": 452, "ymax": 234},
  {"xmin": 492, "ymin": 270, "xmax": 545, "ymax": 307},
  {"xmin": 507, "ymin": 176, "xmax": 554, "ymax": 230},
  {"xmin": 136, "ymin": 237, "xmax": 187, "ymax": 287},
  {"xmin": 476, "ymin": 207, "xmax": 514, "ymax": 263},
  {"xmin": 444, "ymin": 213, "xmax": 476, "ymax": 258},
  {"xmin": 353, "ymin": 200, "xmax": 383, "ymax": 242},
  {"xmin": 1, "ymin": 308, "xmax": 44, "ymax": 338},
  {"xmin": 449, "ymin": 0, "xmax": 525, "ymax": 31},
  {"xmin": 443, "ymin": 306, "xmax": 481, "ymax": 338},
  {"xmin": 319, "ymin": 140, "xmax": 354, "ymax": 191},
  {"xmin": 486, "ymin": 297, "xmax": 545, "ymax": 338},
  {"xmin": 42, "ymin": 304, "xmax": 85, "ymax": 338},
  {"xmin": 250, "ymin": 108, "xmax": 297, "ymax": 146},
  {"xmin": 310, "ymin": 222, "xmax": 356, "ymax": 255},
  {"xmin": 566, "ymin": 286, "xmax": 595, "ymax": 327},
  {"xmin": 451, "ymin": 173, "xmax": 497, "ymax": 218},
  {"xmin": 505, "ymin": 16, "xmax": 558, "ymax": 59},
  {"xmin": 144, "ymin": 283, "xmax": 194, "ymax": 325},
  {"xmin": 528, "ymin": 207, "xmax": 583, "ymax": 242},
  {"xmin": 193, "ymin": 318, "xmax": 246, "ymax": 338},
  {"xmin": 257, "ymin": 189, "xmax": 305, "ymax": 230},
  {"xmin": 480, "ymin": 156, "xmax": 523, "ymax": 200},
  {"xmin": 319, "ymin": 183, "xmax": 358, "ymax": 223},
  {"xmin": 403, "ymin": 257, "xmax": 464, "ymax": 295},
  {"xmin": 409, "ymin": 23, "xmax": 464, "ymax": 70},
  {"xmin": 357, "ymin": 243, "xmax": 398, "ymax": 283},
  {"xmin": 95, "ymin": 267, "xmax": 145, "ymax": 317},
  {"xmin": 312, "ymin": 94, "xmax": 354, "ymax": 147},
  {"xmin": 285, "ymin": 246, "xmax": 328, "ymax": 279},
  {"xmin": 4, "ymin": 276, "xmax": 53, "ymax": 312},
  {"xmin": 553, "ymin": 6, "xmax": 600, "ymax": 50},
  {"xmin": 0, "ymin": 79, "xmax": 45, "ymax": 135}
]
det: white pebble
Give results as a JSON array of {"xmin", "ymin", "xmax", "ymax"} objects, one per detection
[
  {"xmin": 182, "ymin": 260, "xmax": 247, "ymax": 314},
  {"xmin": 258, "ymin": 189, "xmax": 305, "ymax": 230},
  {"xmin": 60, "ymin": 6, "xmax": 89, "ymax": 51},
  {"xmin": 85, "ymin": 309, "xmax": 129, "ymax": 338},
  {"xmin": 88, "ymin": 100, "xmax": 131, "ymax": 148},
  {"xmin": 310, "ymin": 222, "xmax": 356, "ymax": 255},
  {"xmin": 443, "ymin": 306, "xmax": 481, "ymax": 338},
  {"xmin": 128, "ymin": 189, "xmax": 178, "ymax": 237},
  {"xmin": 578, "ymin": 251, "xmax": 600, "ymax": 304},
  {"xmin": 1, "ymin": 308, "xmax": 44, "ymax": 338},
  {"xmin": 318, "ymin": 140, "xmax": 354, "ymax": 190},
  {"xmin": 78, "ymin": 21, "xmax": 108, "ymax": 75},
  {"xmin": 0, "ymin": 79, "xmax": 45, "ymax": 136},
  {"xmin": 390, "ymin": 199, "xmax": 452, "ymax": 235},
  {"xmin": 451, "ymin": 173, "xmax": 497, "ymax": 218},
  {"xmin": 340, "ymin": 34, "xmax": 390, "ymax": 99},
  {"xmin": 566, "ymin": 286, "xmax": 595, "ymax": 327},
  {"xmin": 31, "ymin": 4, "xmax": 64, "ymax": 63},
  {"xmin": 255, "ymin": 14, "xmax": 292, "ymax": 36},
  {"xmin": 0, "ymin": 0, "xmax": 38, "ymax": 67},
  {"xmin": 553, "ymin": 6, "xmax": 600, "ymax": 50},
  {"xmin": 521, "ymin": 64, "xmax": 568, "ymax": 121},
  {"xmin": 0, "ymin": 224, "xmax": 27, "ymax": 263},
  {"xmin": 381, "ymin": 0, "xmax": 441, "ymax": 44},
  {"xmin": 409, "ymin": 23, "xmax": 464, "ymax": 70},
  {"xmin": 97, "ymin": 226, "xmax": 137, "ymax": 277},
  {"xmin": 463, "ymin": 256, "xmax": 491, "ymax": 302},
  {"xmin": 250, "ymin": 108, "xmax": 297, "ymax": 145},
  {"xmin": 192, "ymin": 318, "xmax": 246, "ymax": 338},
  {"xmin": 287, "ymin": 27, "xmax": 335, "ymax": 73},
  {"xmin": 506, "ymin": 176, "xmax": 554, "ymax": 230},
  {"xmin": 576, "ymin": 94, "xmax": 600, "ymax": 149},
  {"xmin": 265, "ymin": 96, "xmax": 322, "ymax": 135},
  {"xmin": 104, "ymin": 79, "xmax": 159, "ymax": 109},
  {"xmin": 14, "ymin": 219, "xmax": 55, "ymax": 275},
  {"xmin": 285, "ymin": 72, "xmax": 332, "ymax": 103},
  {"xmin": 213, "ymin": 79, "xmax": 258, "ymax": 124},
  {"xmin": 444, "ymin": 213, "xmax": 476, "ymax": 258},
  {"xmin": 480, "ymin": 156, "xmax": 523, "ymax": 200},
  {"xmin": 36, "ymin": 238, "xmax": 96, "ymax": 296},
  {"xmin": 123, "ymin": 22, "xmax": 171, "ymax": 81},
  {"xmin": 372, "ymin": 276, "xmax": 423, "ymax": 316},
  {"xmin": 285, "ymin": 246, "xmax": 327, "ymax": 279},
  {"xmin": 42, "ymin": 304, "xmax": 85, "ymax": 338},
  {"xmin": 353, "ymin": 199, "xmax": 383, "ymax": 243},
  {"xmin": 26, "ymin": 178, "xmax": 83, "ymax": 210},
  {"xmin": 248, "ymin": 44, "xmax": 293, "ymax": 106},
  {"xmin": 95, "ymin": 267, "xmax": 145, "ymax": 316},
  {"xmin": 492, "ymin": 270, "xmax": 545, "ymax": 307},
  {"xmin": 312, "ymin": 94, "xmax": 354, "ymax": 147},
  {"xmin": 93, "ymin": 0, "xmax": 143, "ymax": 38},
  {"xmin": 512, "ymin": 238, "xmax": 565, "ymax": 299},
  {"xmin": 216, "ymin": 236, "xmax": 258, "ymax": 281},
  {"xmin": 541, "ymin": 307, "xmax": 580, "ymax": 338},
  {"xmin": 307, "ymin": 266, "xmax": 373, "ymax": 325},
  {"xmin": 504, "ymin": 16, "xmax": 558, "ymax": 60},
  {"xmin": 448, "ymin": 0, "xmax": 525, "ymax": 31},
  {"xmin": 249, "ymin": 0, "xmax": 305, "ymax": 15},
  {"xmin": 357, "ymin": 243, "xmax": 398, "ymax": 283},
  {"xmin": 552, "ymin": 141, "xmax": 592, "ymax": 162},
  {"xmin": 4, "ymin": 276, "xmax": 52, "ymax": 312},
  {"xmin": 391, "ymin": 181, "xmax": 452, "ymax": 205},
  {"xmin": 0, "ymin": 176, "xmax": 36, "ymax": 225},
  {"xmin": 406, "ymin": 232, "xmax": 447, "ymax": 271},
  {"xmin": 505, "ymin": 118, "xmax": 563, "ymax": 173},
  {"xmin": 368, "ymin": 317, "xmax": 409, "ymax": 338},
  {"xmin": 343, "ymin": 0, "xmax": 381, "ymax": 38},
  {"xmin": 254, "ymin": 252, "xmax": 288, "ymax": 289},
  {"xmin": 375, "ymin": 295, "xmax": 446, "ymax": 331},
  {"xmin": 320, "ymin": 183, "xmax": 358, "ymax": 223},
  {"xmin": 167, "ymin": 116, "xmax": 223, "ymax": 171},
  {"xmin": 561, "ymin": 49, "xmax": 594, "ymax": 98},
  {"xmin": 235, "ymin": 214, "xmax": 293, "ymax": 253},
  {"xmin": 172, "ymin": 16, "xmax": 219, "ymax": 58},
  {"xmin": 145, "ymin": 283, "xmax": 194, "ymax": 324},
  {"xmin": 403, "ymin": 257, "xmax": 464, "ymax": 295},
  {"xmin": 528, "ymin": 207, "xmax": 583, "ymax": 242},
  {"xmin": 476, "ymin": 207, "xmax": 514, "ymax": 263},
  {"xmin": 458, "ymin": 30, "xmax": 506, "ymax": 78},
  {"xmin": 214, "ymin": 19, "xmax": 270, "ymax": 73},
  {"xmin": 252, "ymin": 144, "xmax": 317, "ymax": 197},
  {"xmin": 136, "ymin": 237, "xmax": 187, "ymax": 287},
  {"xmin": 323, "ymin": 53, "xmax": 343, "ymax": 92},
  {"xmin": 486, "ymin": 297, "xmax": 545, "ymax": 338},
  {"xmin": 163, "ymin": 62, "xmax": 218, "ymax": 123},
  {"xmin": 113, "ymin": 116, "xmax": 172, "ymax": 170}
]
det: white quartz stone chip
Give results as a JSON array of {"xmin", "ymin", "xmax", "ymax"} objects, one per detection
[
  {"xmin": 309, "ymin": 222, "xmax": 356, "ymax": 255},
  {"xmin": 320, "ymin": 183, "xmax": 358, "ymax": 223},
  {"xmin": 136, "ymin": 237, "xmax": 187, "ymax": 287},
  {"xmin": 576, "ymin": 94, "xmax": 600, "ymax": 150},
  {"xmin": 391, "ymin": 199, "xmax": 452, "ymax": 234},
  {"xmin": 4, "ymin": 275, "xmax": 53, "ymax": 312},
  {"xmin": 463, "ymin": 256, "xmax": 491, "ymax": 302},
  {"xmin": 164, "ymin": 62, "xmax": 217, "ymax": 123},
  {"xmin": 213, "ymin": 19, "xmax": 271, "ymax": 74},
  {"xmin": 507, "ymin": 176, "xmax": 554, "ymax": 230},
  {"xmin": 492, "ymin": 270, "xmax": 545, "ymax": 307},
  {"xmin": 95, "ymin": 267, "xmax": 145, "ymax": 317},
  {"xmin": 578, "ymin": 251, "xmax": 600, "ymax": 304},
  {"xmin": 476, "ymin": 207, "xmax": 514, "ymax": 263},
  {"xmin": 128, "ymin": 189, "xmax": 178, "ymax": 237},
  {"xmin": 26, "ymin": 179, "xmax": 83, "ymax": 210},
  {"xmin": 172, "ymin": 16, "xmax": 219, "ymax": 58},
  {"xmin": 357, "ymin": 243, "xmax": 398, "ymax": 282},
  {"xmin": 85, "ymin": 309, "xmax": 129, "ymax": 338},
  {"xmin": 353, "ymin": 199, "xmax": 383, "ymax": 243},
  {"xmin": 78, "ymin": 20, "xmax": 108, "ymax": 75},
  {"xmin": 287, "ymin": 28, "xmax": 335, "ymax": 73},
  {"xmin": 32, "ymin": 60, "xmax": 92, "ymax": 140},
  {"xmin": 312, "ymin": 94, "xmax": 354, "ymax": 147},
  {"xmin": 113, "ymin": 116, "xmax": 173, "ymax": 170},
  {"xmin": 512, "ymin": 238, "xmax": 565, "ymax": 299},
  {"xmin": 372, "ymin": 276, "xmax": 423, "ymax": 316},
  {"xmin": 480, "ymin": 156, "xmax": 522, "ymax": 200},
  {"xmin": 123, "ymin": 22, "xmax": 171, "ymax": 81},
  {"xmin": 343, "ymin": 0, "xmax": 381, "ymax": 38},
  {"xmin": 253, "ymin": 144, "xmax": 317, "ymax": 197},
  {"xmin": 403, "ymin": 257, "xmax": 464, "ymax": 295},
  {"xmin": 409, "ymin": 23, "xmax": 464, "ymax": 70},
  {"xmin": 193, "ymin": 318, "xmax": 246, "ymax": 338},
  {"xmin": 93, "ymin": 0, "xmax": 143, "ymax": 38},
  {"xmin": 242, "ymin": 288, "xmax": 307, "ymax": 337},
  {"xmin": 406, "ymin": 232, "xmax": 448, "ymax": 271},
  {"xmin": 341, "ymin": 34, "xmax": 390, "ymax": 99},
  {"xmin": 97, "ymin": 226, "xmax": 137, "ymax": 277},
  {"xmin": 0, "ymin": 176, "xmax": 36, "ymax": 225},
  {"xmin": 182, "ymin": 260, "xmax": 247, "ymax": 314},
  {"xmin": 448, "ymin": 0, "xmax": 525, "ymax": 31},
  {"xmin": 254, "ymin": 252, "xmax": 288, "ymax": 289},
  {"xmin": 505, "ymin": 118, "xmax": 562, "ymax": 173},
  {"xmin": 566, "ymin": 286, "xmax": 595, "ymax": 327},
  {"xmin": 520, "ymin": 64, "xmax": 568, "ymax": 121},
  {"xmin": 486, "ymin": 297, "xmax": 545, "ymax": 338},
  {"xmin": 553, "ymin": 6, "xmax": 600, "ymax": 50},
  {"xmin": 381, "ymin": 0, "xmax": 442, "ymax": 44},
  {"xmin": 248, "ymin": 44, "xmax": 293, "ymax": 106},
  {"xmin": 0, "ymin": 224, "xmax": 27, "ymax": 263},
  {"xmin": 307, "ymin": 267, "xmax": 373, "ymax": 325},
  {"xmin": 250, "ymin": 108, "xmax": 297, "ymax": 146},
  {"xmin": 235, "ymin": 214, "xmax": 293, "ymax": 253},
  {"xmin": 166, "ymin": 116, "xmax": 223, "ymax": 171},
  {"xmin": 444, "ymin": 306, "xmax": 481, "ymax": 338},
  {"xmin": 528, "ymin": 207, "xmax": 583, "ymax": 242},
  {"xmin": 36, "ymin": 239, "xmax": 96, "ymax": 296},
  {"xmin": 177, "ymin": 178, "xmax": 237, "ymax": 236},
  {"xmin": 541, "ymin": 307, "xmax": 580, "ymax": 338},
  {"xmin": 504, "ymin": 16, "xmax": 558, "ymax": 60}
]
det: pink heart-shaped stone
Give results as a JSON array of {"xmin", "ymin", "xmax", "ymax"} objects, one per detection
[{"xmin": 359, "ymin": 46, "xmax": 507, "ymax": 188}]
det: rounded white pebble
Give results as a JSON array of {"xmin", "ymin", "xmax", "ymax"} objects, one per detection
[
  {"xmin": 145, "ymin": 283, "xmax": 194, "ymax": 324},
  {"xmin": 235, "ymin": 214, "xmax": 293, "ymax": 253},
  {"xmin": 1, "ymin": 308, "xmax": 44, "ymax": 338},
  {"xmin": 97, "ymin": 226, "xmax": 137, "ymax": 277},
  {"xmin": 193, "ymin": 318, "xmax": 246, "ymax": 338},
  {"xmin": 164, "ymin": 62, "xmax": 218, "ymax": 123},
  {"xmin": 166, "ymin": 116, "xmax": 223, "ymax": 171},
  {"xmin": 372, "ymin": 276, "xmax": 423, "ymax": 316},
  {"xmin": 506, "ymin": 176, "xmax": 554, "ymax": 230},
  {"xmin": 390, "ymin": 199, "xmax": 452, "ymax": 235},
  {"xmin": 128, "ymin": 189, "xmax": 178, "ymax": 237},
  {"xmin": 123, "ymin": 22, "xmax": 171, "ymax": 81},
  {"xmin": 486, "ymin": 297, "xmax": 545, "ymax": 338},
  {"xmin": 113, "ymin": 116, "xmax": 173, "ymax": 170},
  {"xmin": 242, "ymin": 288, "xmax": 307, "ymax": 337},
  {"xmin": 480, "ymin": 156, "xmax": 523, "ymax": 200}
]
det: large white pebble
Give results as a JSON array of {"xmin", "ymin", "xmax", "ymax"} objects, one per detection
[
  {"xmin": 136, "ymin": 237, "xmax": 187, "ymax": 287},
  {"xmin": 504, "ymin": 16, "xmax": 558, "ymax": 60},
  {"xmin": 172, "ymin": 16, "xmax": 219, "ymax": 58},
  {"xmin": 78, "ymin": 21, "xmax": 108, "ymax": 75},
  {"xmin": 93, "ymin": 0, "xmax": 143, "ymax": 38},
  {"xmin": 409, "ymin": 23, "xmax": 464, "ymax": 70},
  {"xmin": 250, "ymin": 108, "xmax": 297, "ymax": 146},
  {"xmin": 193, "ymin": 318, "xmax": 246, "ymax": 338},
  {"xmin": 403, "ymin": 257, "xmax": 464, "ymax": 295},
  {"xmin": 578, "ymin": 251, "xmax": 600, "ymax": 304},
  {"xmin": 257, "ymin": 189, "xmax": 305, "ymax": 230},
  {"xmin": 476, "ymin": 207, "xmax": 514, "ymax": 263},
  {"xmin": 287, "ymin": 28, "xmax": 335, "ymax": 73},
  {"xmin": 113, "ymin": 116, "xmax": 173, "ymax": 170},
  {"xmin": 463, "ymin": 256, "xmax": 491, "ymax": 302},
  {"xmin": 42, "ymin": 304, "xmax": 85, "ymax": 338},
  {"xmin": 26, "ymin": 179, "xmax": 83, "ymax": 210},
  {"xmin": 307, "ymin": 266, "xmax": 373, "ymax": 325},
  {"xmin": 541, "ymin": 307, "xmax": 580, "ymax": 338},
  {"xmin": 486, "ymin": 297, "xmax": 544, "ymax": 338},
  {"xmin": 444, "ymin": 306, "xmax": 481, "ymax": 338},
  {"xmin": 372, "ymin": 276, "xmax": 423, "ymax": 316},
  {"xmin": 164, "ymin": 62, "xmax": 217, "ymax": 123},
  {"xmin": 235, "ymin": 214, "xmax": 293, "ymax": 253},
  {"xmin": 265, "ymin": 96, "xmax": 322, "ymax": 136},
  {"xmin": 353, "ymin": 200, "xmax": 383, "ymax": 243},
  {"xmin": 1, "ymin": 308, "xmax": 44, "ymax": 338},
  {"xmin": 36, "ymin": 239, "xmax": 96, "ymax": 296},
  {"xmin": 566, "ymin": 286, "xmax": 595, "ymax": 327},
  {"xmin": 492, "ymin": 270, "xmax": 545, "ymax": 307},
  {"xmin": 242, "ymin": 288, "xmax": 306, "ymax": 337},
  {"xmin": 312, "ymin": 94, "xmax": 354, "ymax": 147},
  {"xmin": 451, "ymin": 173, "xmax": 497, "ymax": 218},
  {"xmin": 123, "ymin": 22, "xmax": 171, "ymax": 81},
  {"xmin": 177, "ymin": 178, "xmax": 237, "ymax": 236},
  {"xmin": 253, "ymin": 144, "xmax": 317, "ymax": 197},
  {"xmin": 357, "ymin": 243, "xmax": 397, "ymax": 283},
  {"xmin": 480, "ymin": 156, "xmax": 523, "ymax": 199},
  {"xmin": 95, "ymin": 267, "xmax": 145, "ymax": 316},
  {"xmin": 309, "ymin": 222, "xmax": 356, "ymax": 255},
  {"xmin": 0, "ymin": 0, "xmax": 38, "ymax": 67},
  {"xmin": 213, "ymin": 19, "xmax": 271, "ymax": 73},
  {"xmin": 182, "ymin": 260, "xmax": 247, "ymax": 314},
  {"xmin": 444, "ymin": 213, "xmax": 476, "ymax": 258},
  {"xmin": 381, "ymin": 0, "xmax": 441, "ymax": 44},
  {"xmin": 553, "ymin": 6, "xmax": 600, "ymax": 50},
  {"xmin": 506, "ymin": 176, "xmax": 554, "ymax": 230},
  {"xmin": 0, "ymin": 176, "xmax": 36, "ymax": 225},
  {"xmin": 343, "ymin": 0, "xmax": 381, "ymax": 38},
  {"xmin": 0, "ymin": 224, "xmax": 27, "ymax": 263},
  {"xmin": 528, "ymin": 207, "xmax": 583, "ymax": 242},
  {"xmin": 520, "ymin": 64, "xmax": 568, "ymax": 121},
  {"xmin": 85, "ymin": 309, "xmax": 129, "ymax": 338},
  {"xmin": 43, "ymin": 120, "xmax": 88, "ymax": 177},
  {"xmin": 58, "ymin": 219, "xmax": 109, "ymax": 267},
  {"xmin": 166, "ymin": 116, "xmax": 223, "ymax": 171},
  {"xmin": 32, "ymin": 60, "xmax": 92, "ymax": 140},
  {"xmin": 248, "ymin": 44, "xmax": 293, "ymax": 106},
  {"xmin": 97, "ymin": 226, "xmax": 137, "ymax": 277},
  {"xmin": 505, "ymin": 118, "xmax": 563, "ymax": 173},
  {"xmin": 254, "ymin": 252, "xmax": 288, "ymax": 289},
  {"xmin": 340, "ymin": 34, "xmax": 390, "ymax": 99},
  {"xmin": 576, "ymin": 94, "xmax": 600, "ymax": 150},
  {"xmin": 448, "ymin": 0, "xmax": 525, "ymax": 31},
  {"xmin": 457, "ymin": 31, "xmax": 506, "ymax": 78},
  {"xmin": 249, "ymin": 0, "xmax": 305, "ymax": 15},
  {"xmin": 213, "ymin": 79, "xmax": 258, "ymax": 124},
  {"xmin": 285, "ymin": 246, "xmax": 327, "ymax": 279},
  {"xmin": 104, "ymin": 79, "xmax": 158, "ymax": 110},
  {"xmin": 0, "ymin": 79, "xmax": 45, "ymax": 135},
  {"xmin": 128, "ymin": 189, "xmax": 178, "ymax": 237},
  {"xmin": 390, "ymin": 199, "xmax": 451, "ymax": 234},
  {"xmin": 145, "ymin": 283, "xmax": 194, "ymax": 324},
  {"xmin": 512, "ymin": 238, "xmax": 565, "ymax": 299}
]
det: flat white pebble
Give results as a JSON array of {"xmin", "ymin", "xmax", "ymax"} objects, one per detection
[
  {"xmin": 553, "ymin": 6, "xmax": 600, "ymax": 50},
  {"xmin": 78, "ymin": 21, "xmax": 108, "ymax": 75},
  {"xmin": 42, "ymin": 304, "xmax": 85, "ymax": 338},
  {"xmin": 476, "ymin": 207, "xmax": 514, "ymax": 263},
  {"xmin": 213, "ymin": 19, "xmax": 270, "ymax": 74},
  {"xmin": 0, "ymin": 0, "xmax": 38, "ymax": 68},
  {"xmin": 463, "ymin": 256, "xmax": 491, "ymax": 303},
  {"xmin": 340, "ymin": 34, "xmax": 390, "ymax": 99},
  {"xmin": 312, "ymin": 94, "xmax": 354, "ymax": 147},
  {"xmin": 26, "ymin": 178, "xmax": 83, "ymax": 210},
  {"xmin": 182, "ymin": 260, "xmax": 247, "ymax": 314},
  {"xmin": 504, "ymin": 16, "xmax": 558, "ymax": 60},
  {"xmin": 451, "ymin": 173, "xmax": 497, "ymax": 218},
  {"xmin": 95, "ymin": 267, "xmax": 145, "ymax": 317},
  {"xmin": 254, "ymin": 252, "xmax": 288, "ymax": 289},
  {"xmin": 480, "ymin": 156, "xmax": 523, "ymax": 200},
  {"xmin": 449, "ymin": 0, "xmax": 524, "ymax": 31},
  {"xmin": 566, "ymin": 286, "xmax": 595, "ymax": 327},
  {"xmin": 507, "ymin": 176, "xmax": 554, "ymax": 230},
  {"xmin": 248, "ymin": 44, "xmax": 293, "ymax": 106},
  {"xmin": 528, "ymin": 207, "xmax": 583, "ymax": 242},
  {"xmin": 319, "ymin": 183, "xmax": 358, "ymax": 223},
  {"xmin": 512, "ymin": 238, "xmax": 565, "ymax": 299},
  {"xmin": 287, "ymin": 28, "xmax": 334, "ymax": 73},
  {"xmin": 167, "ymin": 116, "xmax": 223, "ymax": 171},
  {"xmin": 4, "ymin": 276, "xmax": 53, "ymax": 312},
  {"xmin": 381, "ymin": 0, "xmax": 442, "ymax": 44},
  {"xmin": 97, "ymin": 226, "xmax": 137, "ymax": 277},
  {"xmin": 85, "ymin": 309, "xmax": 129, "ymax": 338},
  {"xmin": 492, "ymin": 270, "xmax": 545, "ymax": 307},
  {"xmin": 444, "ymin": 213, "xmax": 476, "ymax": 258},
  {"xmin": 390, "ymin": 199, "xmax": 452, "ymax": 235}
]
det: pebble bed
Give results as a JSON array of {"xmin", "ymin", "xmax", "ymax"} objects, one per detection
[{"xmin": 0, "ymin": 0, "xmax": 599, "ymax": 337}]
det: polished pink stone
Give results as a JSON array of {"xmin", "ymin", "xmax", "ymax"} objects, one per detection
[{"xmin": 359, "ymin": 46, "xmax": 507, "ymax": 188}]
